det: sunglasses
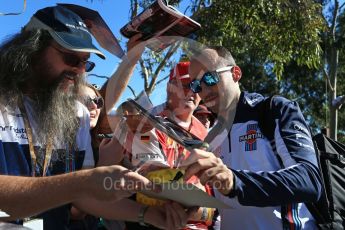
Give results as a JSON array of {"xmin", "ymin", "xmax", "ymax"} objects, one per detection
[
  {"xmin": 189, "ymin": 66, "xmax": 233, "ymax": 93},
  {"xmin": 52, "ymin": 46, "xmax": 95, "ymax": 72},
  {"xmin": 85, "ymin": 96, "xmax": 104, "ymax": 109}
]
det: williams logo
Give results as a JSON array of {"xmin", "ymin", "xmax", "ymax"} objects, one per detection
[{"xmin": 239, "ymin": 123, "xmax": 263, "ymax": 151}]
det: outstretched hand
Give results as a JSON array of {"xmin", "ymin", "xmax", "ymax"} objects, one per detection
[
  {"xmin": 85, "ymin": 165, "xmax": 160, "ymax": 202},
  {"xmin": 180, "ymin": 148, "xmax": 235, "ymax": 196}
]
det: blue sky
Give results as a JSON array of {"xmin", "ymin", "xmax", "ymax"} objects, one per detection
[
  {"xmin": 0, "ymin": 0, "xmax": 186, "ymax": 108},
  {"xmin": 1, "ymin": 0, "xmax": 344, "ymax": 109}
]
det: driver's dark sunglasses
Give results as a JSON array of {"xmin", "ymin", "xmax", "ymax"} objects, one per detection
[
  {"xmin": 189, "ymin": 66, "xmax": 233, "ymax": 93},
  {"xmin": 52, "ymin": 46, "xmax": 95, "ymax": 72},
  {"xmin": 85, "ymin": 96, "xmax": 104, "ymax": 109}
]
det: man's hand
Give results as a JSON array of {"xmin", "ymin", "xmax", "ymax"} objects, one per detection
[
  {"xmin": 98, "ymin": 137, "xmax": 125, "ymax": 166},
  {"xmin": 181, "ymin": 149, "xmax": 234, "ymax": 196},
  {"xmin": 84, "ymin": 165, "xmax": 159, "ymax": 202},
  {"xmin": 145, "ymin": 202, "xmax": 198, "ymax": 230},
  {"xmin": 126, "ymin": 34, "xmax": 146, "ymax": 60}
]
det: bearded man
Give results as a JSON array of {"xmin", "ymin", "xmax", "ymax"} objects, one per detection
[{"xmin": 0, "ymin": 5, "xmax": 194, "ymax": 230}]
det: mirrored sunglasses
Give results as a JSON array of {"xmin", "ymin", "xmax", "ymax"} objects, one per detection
[
  {"xmin": 85, "ymin": 96, "xmax": 104, "ymax": 109},
  {"xmin": 189, "ymin": 66, "xmax": 233, "ymax": 93}
]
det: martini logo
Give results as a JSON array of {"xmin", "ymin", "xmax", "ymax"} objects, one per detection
[{"xmin": 239, "ymin": 123, "xmax": 263, "ymax": 151}]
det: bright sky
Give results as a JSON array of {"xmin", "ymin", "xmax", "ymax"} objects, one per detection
[
  {"xmin": 1, "ymin": 0, "xmax": 343, "ymax": 109},
  {"xmin": 0, "ymin": 0, "xmax": 185, "ymax": 108}
]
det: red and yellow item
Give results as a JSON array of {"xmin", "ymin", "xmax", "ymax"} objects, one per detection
[{"xmin": 136, "ymin": 168, "xmax": 184, "ymax": 206}]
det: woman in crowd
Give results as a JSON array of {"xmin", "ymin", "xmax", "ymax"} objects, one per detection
[
  {"xmin": 69, "ymin": 83, "xmax": 107, "ymax": 230},
  {"xmin": 81, "ymin": 84, "xmax": 104, "ymax": 165}
]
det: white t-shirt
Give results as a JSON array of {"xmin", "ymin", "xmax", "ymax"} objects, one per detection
[{"xmin": 0, "ymin": 97, "xmax": 94, "ymax": 176}]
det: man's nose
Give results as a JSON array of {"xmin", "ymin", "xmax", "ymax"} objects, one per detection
[
  {"xmin": 183, "ymin": 87, "xmax": 195, "ymax": 97},
  {"xmin": 72, "ymin": 64, "xmax": 86, "ymax": 75}
]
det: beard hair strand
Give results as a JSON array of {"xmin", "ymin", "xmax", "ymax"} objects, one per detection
[{"xmin": 34, "ymin": 73, "xmax": 86, "ymax": 148}]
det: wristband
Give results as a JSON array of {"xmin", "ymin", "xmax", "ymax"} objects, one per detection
[{"xmin": 138, "ymin": 205, "xmax": 149, "ymax": 226}]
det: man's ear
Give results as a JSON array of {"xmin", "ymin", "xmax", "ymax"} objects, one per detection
[{"xmin": 232, "ymin": 66, "xmax": 242, "ymax": 82}]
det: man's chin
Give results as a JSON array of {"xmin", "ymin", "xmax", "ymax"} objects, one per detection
[
  {"xmin": 204, "ymin": 100, "xmax": 216, "ymax": 107},
  {"xmin": 58, "ymin": 78, "xmax": 75, "ymax": 92},
  {"xmin": 203, "ymin": 102, "xmax": 218, "ymax": 114},
  {"xmin": 183, "ymin": 102, "xmax": 197, "ymax": 111}
]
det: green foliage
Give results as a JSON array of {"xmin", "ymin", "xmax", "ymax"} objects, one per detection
[
  {"xmin": 275, "ymin": 62, "xmax": 327, "ymax": 131},
  {"xmin": 193, "ymin": 0, "xmax": 326, "ymax": 78},
  {"xmin": 132, "ymin": 0, "xmax": 344, "ymax": 138},
  {"xmin": 191, "ymin": 0, "xmax": 345, "ymax": 135}
]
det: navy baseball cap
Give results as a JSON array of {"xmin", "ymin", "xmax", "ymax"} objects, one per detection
[{"xmin": 24, "ymin": 5, "xmax": 105, "ymax": 59}]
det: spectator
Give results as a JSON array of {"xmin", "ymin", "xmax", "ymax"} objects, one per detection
[
  {"xmin": 109, "ymin": 61, "xmax": 218, "ymax": 230},
  {"xmin": 0, "ymin": 5, "xmax": 192, "ymax": 230},
  {"xmin": 69, "ymin": 84, "xmax": 106, "ymax": 230},
  {"xmin": 81, "ymin": 83, "xmax": 105, "ymax": 165},
  {"xmin": 182, "ymin": 46, "xmax": 323, "ymax": 229}
]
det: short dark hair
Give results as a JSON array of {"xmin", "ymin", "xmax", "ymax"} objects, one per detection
[
  {"xmin": 190, "ymin": 45, "xmax": 236, "ymax": 69},
  {"xmin": 207, "ymin": 46, "xmax": 236, "ymax": 68}
]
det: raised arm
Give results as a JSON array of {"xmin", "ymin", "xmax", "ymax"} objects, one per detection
[{"xmin": 96, "ymin": 35, "xmax": 146, "ymax": 134}]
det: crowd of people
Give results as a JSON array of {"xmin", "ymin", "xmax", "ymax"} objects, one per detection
[{"xmin": 0, "ymin": 4, "xmax": 323, "ymax": 230}]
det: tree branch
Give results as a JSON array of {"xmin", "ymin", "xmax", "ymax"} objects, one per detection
[
  {"xmin": 127, "ymin": 85, "xmax": 137, "ymax": 98},
  {"xmin": 340, "ymin": 2, "xmax": 345, "ymax": 10},
  {"xmin": 168, "ymin": 0, "xmax": 183, "ymax": 5},
  {"xmin": 189, "ymin": 0, "xmax": 202, "ymax": 13},
  {"xmin": 155, "ymin": 74, "xmax": 170, "ymax": 86},
  {"xmin": 330, "ymin": 0, "xmax": 340, "ymax": 40},
  {"xmin": 196, "ymin": 0, "xmax": 204, "ymax": 13},
  {"xmin": 130, "ymin": 0, "xmax": 138, "ymax": 18},
  {"xmin": 139, "ymin": 58, "xmax": 149, "ymax": 90},
  {"xmin": 323, "ymin": 68, "xmax": 335, "ymax": 92},
  {"xmin": 0, "ymin": 0, "xmax": 26, "ymax": 16},
  {"xmin": 147, "ymin": 41, "xmax": 181, "ymax": 94}
]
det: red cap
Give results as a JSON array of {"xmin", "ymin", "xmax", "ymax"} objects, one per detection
[{"xmin": 169, "ymin": 61, "xmax": 190, "ymax": 81}]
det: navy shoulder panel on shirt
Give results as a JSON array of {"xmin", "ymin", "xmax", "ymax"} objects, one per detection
[
  {"xmin": 269, "ymin": 95, "xmax": 299, "ymax": 118},
  {"xmin": 269, "ymin": 95, "xmax": 312, "ymax": 138},
  {"xmin": 243, "ymin": 92, "xmax": 266, "ymax": 107},
  {"xmin": 233, "ymin": 92, "xmax": 266, "ymax": 123}
]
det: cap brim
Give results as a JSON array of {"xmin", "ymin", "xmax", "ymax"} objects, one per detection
[
  {"xmin": 50, "ymin": 31, "xmax": 105, "ymax": 59},
  {"xmin": 25, "ymin": 16, "xmax": 105, "ymax": 59}
]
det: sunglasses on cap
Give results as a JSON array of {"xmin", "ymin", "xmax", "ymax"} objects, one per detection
[
  {"xmin": 85, "ymin": 96, "xmax": 104, "ymax": 109},
  {"xmin": 189, "ymin": 66, "xmax": 234, "ymax": 93},
  {"xmin": 52, "ymin": 46, "xmax": 95, "ymax": 72}
]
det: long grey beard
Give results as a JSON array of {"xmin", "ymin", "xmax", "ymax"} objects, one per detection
[{"xmin": 34, "ymin": 74, "xmax": 86, "ymax": 148}]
